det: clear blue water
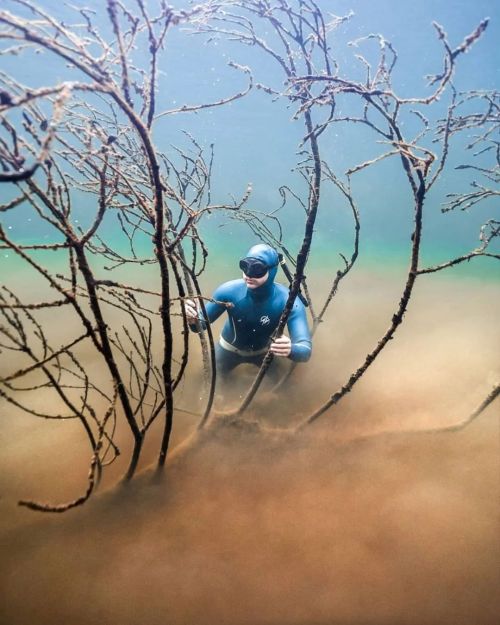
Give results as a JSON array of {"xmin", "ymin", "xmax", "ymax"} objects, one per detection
[{"xmin": 1, "ymin": 0, "xmax": 498, "ymax": 282}]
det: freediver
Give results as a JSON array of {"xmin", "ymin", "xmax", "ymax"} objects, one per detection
[{"xmin": 184, "ymin": 243, "xmax": 312, "ymax": 381}]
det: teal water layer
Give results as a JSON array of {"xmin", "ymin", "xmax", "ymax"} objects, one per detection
[{"xmin": 1, "ymin": 0, "xmax": 498, "ymax": 285}]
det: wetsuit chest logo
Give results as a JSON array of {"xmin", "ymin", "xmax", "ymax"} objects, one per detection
[{"xmin": 260, "ymin": 315, "xmax": 271, "ymax": 326}]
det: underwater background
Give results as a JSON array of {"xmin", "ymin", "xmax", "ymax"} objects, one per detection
[
  {"xmin": 1, "ymin": 2, "xmax": 499, "ymax": 625},
  {"xmin": 1, "ymin": 0, "xmax": 499, "ymax": 281}
]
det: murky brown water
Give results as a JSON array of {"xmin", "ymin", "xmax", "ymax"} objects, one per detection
[{"xmin": 1, "ymin": 274, "xmax": 499, "ymax": 625}]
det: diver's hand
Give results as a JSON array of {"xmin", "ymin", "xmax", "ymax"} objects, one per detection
[
  {"xmin": 183, "ymin": 298, "xmax": 199, "ymax": 323},
  {"xmin": 270, "ymin": 335, "xmax": 292, "ymax": 358}
]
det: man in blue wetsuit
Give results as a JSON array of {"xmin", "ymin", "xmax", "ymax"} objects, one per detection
[{"xmin": 185, "ymin": 243, "xmax": 312, "ymax": 378}]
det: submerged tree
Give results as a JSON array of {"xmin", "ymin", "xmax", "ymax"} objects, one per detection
[
  {"xmin": 192, "ymin": 0, "xmax": 499, "ymax": 425},
  {"xmin": 0, "ymin": 0, "xmax": 498, "ymax": 512},
  {"xmin": 0, "ymin": 0, "xmax": 253, "ymax": 510}
]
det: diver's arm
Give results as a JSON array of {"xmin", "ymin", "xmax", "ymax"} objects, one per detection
[
  {"xmin": 186, "ymin": 284, "xmax": 228, "ymax": 332},
  {"xmin": 286, "ymin": 300, "xmax": 312, "ymax": 362}
]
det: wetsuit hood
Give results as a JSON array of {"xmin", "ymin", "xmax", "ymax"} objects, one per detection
[{"xmin": 243, "ymin": 243, "xmax": 279, "ymax": 299}]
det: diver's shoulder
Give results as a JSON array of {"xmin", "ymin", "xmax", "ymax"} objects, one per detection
[
  {"xmin": 214, "ymin": 279, "xmax": 246, "ymax": 299},
  {"xmin": 274, "ymin": 282, "xmax": 306, "ymax": 310},
  {"xmin": 274, "ymin": 282, "xmax": 290, "ymax": 298},
  {"xmin": 274, "ymin": 281, "xmax": 288, "ymax": 292}
]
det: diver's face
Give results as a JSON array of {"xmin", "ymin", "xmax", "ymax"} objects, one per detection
[{"xmin": 243, "ymin": 271, "xmax": 269, "ymax": 289}]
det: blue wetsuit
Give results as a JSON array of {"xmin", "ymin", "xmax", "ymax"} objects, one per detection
[{"xmin": 194, "ymin": 244, "xmax": 312, "ymax": 376}]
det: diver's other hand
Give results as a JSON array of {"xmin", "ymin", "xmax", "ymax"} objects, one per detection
[
  {"xmin": 270, "ymin": 335, "xmax": 291, "ymax": 358},
  {"xmin": 184, "ymin": 298, "xmax": 199, "ymax": 322}
]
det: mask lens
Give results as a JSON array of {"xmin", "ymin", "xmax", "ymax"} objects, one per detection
[{"xmin": 239, "ymin": 258, "xmax": 268, "ymax": 278}]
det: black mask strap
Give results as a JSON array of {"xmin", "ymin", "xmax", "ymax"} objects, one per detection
[{"xmin": 278, "ymin": 253, "xmax": 309, "ymax": 307}]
